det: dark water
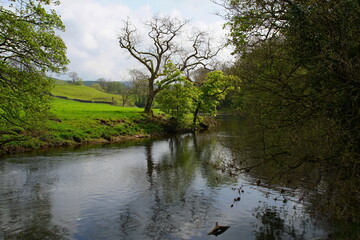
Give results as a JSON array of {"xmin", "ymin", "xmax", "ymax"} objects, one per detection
[{"xmin": 0, "ymin": 120, "xmax": 332, "ymax": 239}]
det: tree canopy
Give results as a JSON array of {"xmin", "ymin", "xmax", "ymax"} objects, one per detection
[
  {"xmin": 157, "ymin": 70, "xmax": 236, "ymax": 129},
  {"xmin": 0, "ymin": 0, "xmax": 68, "ymax": 145},
  {"xmin": 221, "ymin": 0, "xmax": 360, "ymax": 221}
]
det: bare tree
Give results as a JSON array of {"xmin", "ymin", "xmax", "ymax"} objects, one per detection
[
  {"xmin": 129, "ymin": 69, "xmax": 148, "ymax": 108},
  {"xmin": 97, "ymin": 77, "xmax": 108, "ymax": 90},
  {"xmin": 68, "ymin": 71, "xmax": 83, "ymax": 85},
  {"xmin": 118, "ymin": 15, "xmax": 221, "ymax": 114}
]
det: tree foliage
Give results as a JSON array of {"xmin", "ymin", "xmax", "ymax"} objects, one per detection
[
  {"xmin": 157, "ymin": 70, "xmax": 235, "ymax": 129},
  {"xmin": 222, "ymin": 0, "xmax": 360, "ymax": 221},
  {"xmin": 221, "ymin": 0, "xmax": 289, "ymax": 53},
  {"xmin": 95, "ymin": 78, "xmax": 133, "ymax": 106},
  {"xmin": 191, "ymin": 71, "xmax": 236, "ymax": 128},
  {"xmin": 0, "ymin": 0, "xmax": 68, "ymax": 145},
  {"xmin": 156, "ymin": 81, "xmax": 198, "ymax": 128}
]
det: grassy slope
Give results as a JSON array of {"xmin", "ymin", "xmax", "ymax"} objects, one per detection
[
  {"xmin": 51, "ymin": 81, "xmax": 121, "ymax": 102},
  {"xmin": 41, "ymin": 98, "xmax": 165, "ymax": 147},
  {"xmin": 0, "ymin": 81, "xmax": 166, "ymax": 153},
  {"xmin": 2, "ymin": 98, "xmax": 165, "ymax": 153}
]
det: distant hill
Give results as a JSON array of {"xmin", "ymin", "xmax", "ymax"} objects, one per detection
[
  {"xmin": 82, "ymin": 80, "xmax": 133, "ymax": 87},
  {"xmin": 51, "ymin": 81, "xmax": 121, "ymax": 103},
  {"xmin": 83, "ymin": 81, "xmax": 98, "ymax": 86},
  {"xmin": 54, "ymin": 79, "xmax": 99, "ymax": 87},
  {"xmin": 53, "ymin": 78, "xmax": 68, "ymax": 85},
  {"xmin": 54, "ymin": 79, "xmax": 133, "ymax": 87}
]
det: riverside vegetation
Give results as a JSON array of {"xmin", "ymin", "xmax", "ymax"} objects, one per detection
[
  {"xmin": 1, "ymin": 75, "xmax": 227, "ymax": 155},
  {"xmin": 0, "ymin": 81, "xmax": 167, "ymax": 155}
]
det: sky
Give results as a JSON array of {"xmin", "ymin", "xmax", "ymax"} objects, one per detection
[{"xmin": 53, "ymin": 0, "xmax": 232, "ymax": 81}]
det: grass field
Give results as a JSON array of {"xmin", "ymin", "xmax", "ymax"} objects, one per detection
[
  {"xmin": 51, "ymin": 81, "xmax": 122, "ymax": 103},
  {"xmin": 42, "ymin": 98, "xmax": 165, "ymax": 146},
  {"xmin": 49, "ymin": 81, "xmax": 164, "ymax": 146},
  {"xmin": 1, "ymin": 98, "xmax": 166, "ymax": 152},
  {"xmin": 0, "ymin": 81, "xmax": 166, "ymax": 154},
  {"xmin": 51, "ymin": 97, "xmax": 142, "ymax": 120}
]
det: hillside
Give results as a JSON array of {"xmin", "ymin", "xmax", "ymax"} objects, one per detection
[
  {"xmin": 51, "ymin": 80, "xmax": 121, "ymax": 103},
  {"xmin": 1, "ymin": 79, "xmax": 169, "ymax": 155},
  {"xmin": 0, "ymin": 97, "xmax": 165, "ymax": 155},
  {"xmin": 47, "ymin": 98, "xmax": 164, "ymax": 145},
  {"xmin": 82, "ymin": 80, "xmax": 133, "ymax": 87}
]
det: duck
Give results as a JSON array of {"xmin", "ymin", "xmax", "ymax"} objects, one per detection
[{"xmin": 208, "ymin": 222, "xmax": 230, "ymax": 236}]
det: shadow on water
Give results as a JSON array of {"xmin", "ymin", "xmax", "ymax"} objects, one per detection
[{"xmin": 0, "ymin": 120, "xmax": 340, "ymax": 239}]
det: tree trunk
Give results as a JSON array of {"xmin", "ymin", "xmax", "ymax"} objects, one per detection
[
  {"xmin": 122, "ymin": 95, "xmax": 128, "ymax": 107},
  {"xmin": 144, "ymin": 93, "xmax": 154, "ymax": 114},
  {"xmin": 144, "ymin": 79, "xmax": 155, "ymax": 115}
]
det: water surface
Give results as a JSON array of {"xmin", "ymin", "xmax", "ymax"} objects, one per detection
[{"xmin": 0, "ymin": 120, "xmax": 331, "ymax": 239}]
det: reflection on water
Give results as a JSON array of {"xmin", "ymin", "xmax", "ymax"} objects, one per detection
[{"xmin": 0, "ymin": 120, "xmax": 331, "ymax": 239}]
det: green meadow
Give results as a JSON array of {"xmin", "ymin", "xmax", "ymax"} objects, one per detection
[
  {"xmin": 2, "ymin": 82, "xmax": 166, "ymax": 153},
  {"xmin": 52, "ymin": 81, "xmax": 122, "ymax": 103},
  {"xmin": 41, "ymin": 98, "xmax": 164, "ymax": 147}
]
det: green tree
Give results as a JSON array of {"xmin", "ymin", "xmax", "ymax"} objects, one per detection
[
  {"xmin": 157, "ymin": 81, "xmax": 198, "ymax": 128},
  {"xmin": 95, "ymin": 78, "xmax": 133, "ymax": 106},
  {"xmin": 222, "ymin": 0, "xmax": 360, "ymax": 221},
  {"xmin": 285, "ymin": 1, "xmax": 360, "ymax": 153},
  {"xmin": 118, "ymin": 84, "xmax": 132, "ymax": 107},
  {"xmin": 106, "ymin": 81, "xmax": 131, "ymax": 106},
  {"xmin": 97, "ymin": 77, "xmax": 108, "ymax": 90},
  {"xmin": 90, "ymin": 83, "xmax": 102, "ymax": 91},
  {"xmin": 0, "ymin": 0, "xmax": 68, "ymax": 146},
  {"xmin": 192, "ymin": 71, "xmax": 236, "ymax": 128},
  {"xmin": 157, "ymin": 70, "xmax": 235, "ymax": 129},
  {"xmin": 221, "ymin": 0, "xmax": 288, "ymax": 53}
]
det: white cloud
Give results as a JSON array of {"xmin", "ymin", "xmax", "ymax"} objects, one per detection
[{"xmin": 54, "ymin": 0, "xmax": 232, "ymax": 81}]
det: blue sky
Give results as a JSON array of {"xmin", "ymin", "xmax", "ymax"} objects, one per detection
[{"xmin": 54, "ymin": 0, "xmax": 232, "ymax": 81}]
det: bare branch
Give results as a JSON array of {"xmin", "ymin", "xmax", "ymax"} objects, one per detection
[{"xmin": 118, "ymin": 15, "xmax": 221, "ymax": 113}]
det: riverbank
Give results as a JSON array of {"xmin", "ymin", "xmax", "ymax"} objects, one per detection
[{"xmin": 0, "ymin": 98, "xmax": 169, "ymax": 156}]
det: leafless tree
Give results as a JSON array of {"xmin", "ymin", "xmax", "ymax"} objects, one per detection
[
  {"xmin": 129, "ymin": 69, "xmax": 148, "ymax": 107},
  {"xmin": 68, "ymin": 71, "xmax": 83, "ymax": 85},
  {"xmin": 118, "ymin": 15, "xmax": 222, "ymax": 114}
]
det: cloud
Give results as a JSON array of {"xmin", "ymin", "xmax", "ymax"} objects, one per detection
[{"xmin": 54, "ymin": 0, "xmax": 232, "ymax": 81}]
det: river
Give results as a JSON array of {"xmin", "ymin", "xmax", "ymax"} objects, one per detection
[{"xmin": 0, "ymin": 119, "xmax": 333, "ymax": 239}]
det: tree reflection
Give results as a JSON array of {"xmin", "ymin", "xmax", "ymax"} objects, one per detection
[
  {"xmin": 218, "ymin": 118, "xmax": 360, "ymax": 225},
  {"xmin": 5, "ymin": 225, "xmax": 68, "ymax": 240},
  {"xmin": 118, "ymin": 207, "xmax": 141, "ymax": 239},
  {"xmin": 252, "ymin": 205, "xmax": 307, "ymax": 240},
  {"xmin": 145, "ymin": 140, "xmax": 154, "ymax": 185},
  {"xmin": 0, "ymin": 161, "xmax": 69, "ymax": 239},
  {"xmin": 115, "ymin": 133, "xmax": 229, "ymax": 239},
  {"xmin": 0, "ymin": 123, "xmax": 338, "ymax": 239},
  {"xmin": 145, "ymin": 134, "xmax": 213, "ymax": 238}
]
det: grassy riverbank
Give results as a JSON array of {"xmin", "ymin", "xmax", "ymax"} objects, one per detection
[{"xmin": 1, "ymin": 97, "xmax": 167, "ymax": 155}]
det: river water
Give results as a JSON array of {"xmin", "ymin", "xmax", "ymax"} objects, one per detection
[{"xmin": 0, "ymin": 120, "xmax": 332, "ymax": 239}]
